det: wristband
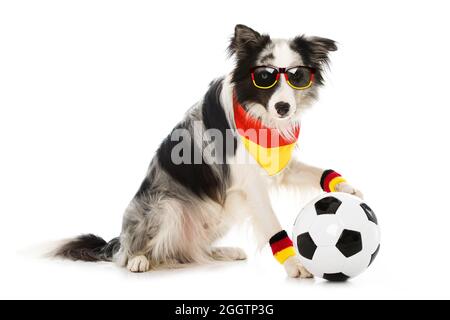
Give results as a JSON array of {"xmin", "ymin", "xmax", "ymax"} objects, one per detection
[
  {"xmin": 320, "ymin": 169, "xmax": 347, "ymax": 192},
  {"xmin": 269, "ymin": 230, "xmax": 296, "ymax": 264}
]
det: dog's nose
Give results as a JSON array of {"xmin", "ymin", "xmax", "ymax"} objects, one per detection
[{"xmin": 275, "ymin": 102, "xmax": 290, "ymax": 116}]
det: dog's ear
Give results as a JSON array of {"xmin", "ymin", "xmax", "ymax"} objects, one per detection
[
  {"xmin": 291, "ymin": 35, "xmax": 337, "ymax": 85},
  {"xmin": 228, "ymin": 24, "xmax": 267, "ymax": 57},
  {"xmin": 292, "ymin": 35, "xmax": 337, "ymax": 67},
  {"xmin": 309, "ymin": 36, "xmax": 338, "ymax": 53}
]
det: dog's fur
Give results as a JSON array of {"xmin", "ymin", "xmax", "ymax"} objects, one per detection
[{"xmin": 55, "ymin": 25, "xmax": 361, "ymax": 278}]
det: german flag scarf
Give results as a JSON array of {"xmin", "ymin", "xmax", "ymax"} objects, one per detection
[{"xmin": 233, "ymin": 96, "xmax": 300, "ymax": 176}]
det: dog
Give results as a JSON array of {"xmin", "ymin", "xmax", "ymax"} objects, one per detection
[{"xmin": 55, "ymin": 24, "xmax": 362, "ymax": 278}]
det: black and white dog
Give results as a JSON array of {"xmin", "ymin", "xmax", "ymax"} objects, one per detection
[{"xmin": 56, "ymin": 25, "xmax": 361, "ymax": 278}]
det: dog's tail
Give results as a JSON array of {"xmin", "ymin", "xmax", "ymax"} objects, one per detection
[{"xmin": 54, "ymin": 234, "xmax": 120, "ymax": 262}]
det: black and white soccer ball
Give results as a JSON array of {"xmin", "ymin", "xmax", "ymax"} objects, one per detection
[{"xmin": 293, "ymin": 192, "xmax": 380, "ymax": 281}]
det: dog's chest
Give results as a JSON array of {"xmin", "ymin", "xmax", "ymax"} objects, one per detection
[{"xmin": 228, "ymin": 143, "xmax": 279, "ymax": 189}]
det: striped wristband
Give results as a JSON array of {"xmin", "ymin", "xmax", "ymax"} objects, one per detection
[
  {"xmin": 269, "ymin": 230, "xmax": 296, "ymax": 264},
  {"xmin": 320, "ymin": 169, "xmax": 347, "ymax": 192}
]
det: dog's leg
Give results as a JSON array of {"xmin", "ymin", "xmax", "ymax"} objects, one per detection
[
  {"xmin": 119, "ymin": 199, "xmax": 154, "ymax": 273},
  {"xmin": 276, "ymin": 160, "xmax": 323, "ymax": 189},
  {"xmin": 119, "ymin": 195, "xmax": 188, "ymax": 273},
  {"xmin": 241, "ymin": 173, "xmax": 312, "ymax": 278},
  {"xmin": 277, "ymin": 160, "xmax": 363, "ymax": 198},
  {"xmin": 250, "ymin": 187, "xmax": 312, "ymax": 278},
  {"xmin": 119, "ymin": 193, "xmax": 221, "ymax": 272}
]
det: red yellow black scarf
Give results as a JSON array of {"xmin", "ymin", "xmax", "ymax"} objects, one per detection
[{"xmin": 233, "ymin": 96, "xmax": 300, "ymax": 176}]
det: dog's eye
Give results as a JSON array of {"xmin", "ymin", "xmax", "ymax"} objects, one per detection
[
  {"xmin": 287, "ymin": 67, "xmax": 312, "ymax": 88},
  {"xmin": 261, "ymin": 72, "xmax": 269, "ymax": 80},
  {"xmin": 290, "ymin": 69, "xmax": 304, "ymax": 80},
  {"xmin": 252, "ymin": 67, "xmax": 278, "ymax": 88}
]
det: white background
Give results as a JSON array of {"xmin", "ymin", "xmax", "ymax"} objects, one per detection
[{"xmin": 1, "ymin": 0, "xmax": 450, "ymax": 300}]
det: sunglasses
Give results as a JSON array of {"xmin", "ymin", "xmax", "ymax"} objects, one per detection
[{"xmin": 250, "ymin": 66, "xmax": 315, "ymax": 90}]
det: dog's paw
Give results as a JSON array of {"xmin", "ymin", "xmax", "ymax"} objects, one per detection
[
  {"xmin": 211, "ymin": 247, "xmax": 247, "ymax": 261},
  {"xmin": 284, "ymin": 256, "xmax": 313, "ymax": 279},
  {"xmin": 127, "ymin": 255, "xmax": 150, "ymax": 273},
  {"xmin": 335, "ymin": 182, "xmax": 364, "ymax": 199}
]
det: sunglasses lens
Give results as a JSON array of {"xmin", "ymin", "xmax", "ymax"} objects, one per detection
[
  {"xmin": 253, "ymin": 67, "xmax": 278, "ymax": 88},
  {"xmin": 287, "ymin": 67, "xmax": 313, "ymax": 89}
]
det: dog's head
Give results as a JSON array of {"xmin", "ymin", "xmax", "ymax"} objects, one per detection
[{"xmin": 229, "ymin": 24, "xmax": 337, "ymax": 130}]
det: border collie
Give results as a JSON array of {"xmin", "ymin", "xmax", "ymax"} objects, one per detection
[{"xmin": 55, "ymin": 25, "xmax": 361, "ymax": 278}]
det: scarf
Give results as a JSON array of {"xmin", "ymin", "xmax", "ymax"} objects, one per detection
[{"xmin": 233, "ymin": 96, "xmax": 300, "ymax": 176}]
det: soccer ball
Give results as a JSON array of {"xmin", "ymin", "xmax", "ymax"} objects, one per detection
[{"xmin": 293, "ymin": 192, "xmax": 380, "ymax": 281}]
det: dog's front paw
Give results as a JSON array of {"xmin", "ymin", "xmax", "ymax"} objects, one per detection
[
  {"xmin": 335, "ymin": 182, "xmax": 363, "ymax": 199},
  {"xmin": 284, "ymin": 256, "xmax": 313, "ymax": 279}
]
